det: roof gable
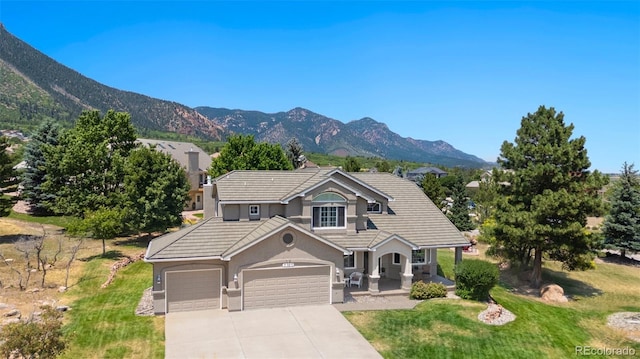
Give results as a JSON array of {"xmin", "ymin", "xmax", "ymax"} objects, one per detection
[{"xmin": 222, "ymin": 216, "xmax": 349, "ymax": 259}]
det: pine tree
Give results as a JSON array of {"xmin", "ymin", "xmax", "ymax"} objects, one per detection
[
  {"xmin": 447, "ymin": 176, "xmax": 475, "ymax": 231},
  {"xmin": 0, "ymin": 137, "xmax": 18, "ymax": 216},
  {"xmin": 493, "ymin": 106, "xmax": 608, "ymax": 287},
  {"xmin": 21, "ymin": 119, "xmax": 60, "ymax": 215},
  {"xmin": 285, "ymin": 137, "xmax": 304, "ymax": 169},
  {"xmin": 602, "ymin": 162, "xmax": 640, "ymax": 259}
]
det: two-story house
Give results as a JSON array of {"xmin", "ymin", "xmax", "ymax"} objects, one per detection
[
  {"xmin": 137, "ymin": 139, "xmax": 211, "ymax": 210},
  {"xmin": 144, "ymin": 168, "xmax": 469, "ymax": 313}
]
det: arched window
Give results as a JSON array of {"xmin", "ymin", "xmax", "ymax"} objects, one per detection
[{"xmin": 312, "ymin": 192, "xmax": 346, "ymax": 228}]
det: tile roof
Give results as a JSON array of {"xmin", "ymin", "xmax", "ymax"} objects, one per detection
[
  {"xmin": 146, "ymin": 169, "xmax": 469, "ymax": 262},
  {"xmin": 137, "ymin": 138, "xmax": 211, "ymax": 171}
]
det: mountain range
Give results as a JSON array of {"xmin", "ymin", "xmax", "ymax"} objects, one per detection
[{"xmin": 0, "ymin": 24, "xmax": 490, "ymax": 168}]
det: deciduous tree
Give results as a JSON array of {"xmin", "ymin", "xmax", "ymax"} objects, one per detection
[
  {"xmin": 210, "ymin": 134, "xmax": 292, "ymax": 177},
  {"xmin": 343, "ymin": 156, "xmax": 361, "ymax": 172},
  {"xmin": 602, "ymin": 162, "xmax": 640, "ymax": 259},
  {"xmin": 123, "ymin": 146, "xmax": 190, "ymax": 234},
  {"xmin": 492, "ymin": 106, "xmax": 607, "ymax": 287},
  {"xmin": 421, "ymin": 173, "xmax": 445, "ymax": 208},
  {"xmin": 42, "ymin": 110, "xmax": 137, "ymax": 217}
]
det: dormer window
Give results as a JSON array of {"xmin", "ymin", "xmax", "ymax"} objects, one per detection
[
  {"xmin": 249, "ymin": 204, "xmax": 260, "ymax": 220},
  {"xmin": 312, "ymin": 192, "xmax": 346, "ymax": 229},
  {"xmin": 367, "ymin": 201, "xmax": 381, "ymax": 213}
]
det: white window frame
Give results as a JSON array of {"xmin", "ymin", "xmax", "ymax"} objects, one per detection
[
  {"xmin": 367, "ymin": 202, "xmax": 381, "ymax": 213},
  {"xmin": 412, "ymin": 249, "xmax": 426, "ymax": 265},
  {"xmin": 392, "ymin": 253, "xmax": 401, "ymax": 265},
  {"xmin": 311, "ymin": 192, "xmax": 347, "ymax": 229},
  {"xmin": 343, "ymin": 253, "xmax": 356, "ymax": 269},
  {"xmin": 249, "ymin": 204, "xmax": 260, "ymax": 216}
]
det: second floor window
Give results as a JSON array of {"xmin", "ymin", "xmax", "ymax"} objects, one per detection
[{"xmin": 312, "ymin": 192, "xmax": 346, "ymax": 229}]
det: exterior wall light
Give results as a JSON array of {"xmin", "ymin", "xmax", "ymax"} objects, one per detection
[
  {"xmin": 233, "ymin": 274, "xmax": 238, "ymax": 283},
  {"xmin": 156, "ymin": 274, "xmax": 162, "ymax": 285}
]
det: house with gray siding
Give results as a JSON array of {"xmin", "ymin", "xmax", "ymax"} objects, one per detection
[{"xmin": 144, "ymin": 168, "xmax": 469, "ymax": 313}]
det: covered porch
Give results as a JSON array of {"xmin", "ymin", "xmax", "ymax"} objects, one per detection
[
  {"xmin": 342, "ymin": 244, "xmax": 463, "ymax": 297},
  {"xmin": 344, "ymin": 274, "xmax": 455, "ymax": 297}
]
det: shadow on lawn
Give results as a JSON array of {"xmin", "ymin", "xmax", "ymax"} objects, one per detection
[
  {"xmin": 0, "ymin": 234, "xmax": 42, "ymax": 245},
  {"xmin": 79, "ymin": 249, "xmax": 126, "ymax": 262},
  {"xmin": 499, "ymin": 266, "xmax": 603, "ymax": 299},
  {"xmin": 113, "ymin": 234, "xmax": 155, "ymax": 249},
  {"xmin": 542, "ymin": 268, "xmax": 603, "ymax": 298}
]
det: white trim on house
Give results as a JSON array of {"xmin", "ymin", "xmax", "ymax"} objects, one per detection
[
  {"xmin": 281, "ymin": 177, "xmax": 376, "ymax": 204},
  {"xmin": 371, "ymin": 234, "xmax": 419, "ymax": 251},
  {"xmin": 325, "ymin": 168, "xmax": 395, "ymax": 201}
]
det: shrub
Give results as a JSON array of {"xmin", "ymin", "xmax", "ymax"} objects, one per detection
[
  {"xmin": 454, "ymin": 259, "xmax": 499, "ymax": 301},
  {"xmin": 410, "ymin": 281, "xmax": 448, "ymax": 299},
  {"xmin": 0, "ymin": 306, "xmax": 66, "ymax": 359}
]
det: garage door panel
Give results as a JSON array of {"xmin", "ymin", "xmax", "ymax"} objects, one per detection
[
  {"xmin": 243, "ymin": 266, "xmax": 330, "ymax": 310},
  {"xmin": 166, "ymin": 269, "xmax": 221, "ymax": 313}
]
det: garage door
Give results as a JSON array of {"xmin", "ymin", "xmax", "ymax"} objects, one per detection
[
  {"xmin": 166, "ymin": 269, "xmax": 221, "ymax": 313},
  {"xmin": 243, "ymin": 265, "xmax": 330, "ymax": 310}
]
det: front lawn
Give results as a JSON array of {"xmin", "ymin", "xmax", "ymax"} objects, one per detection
[
  {"xmin": 61, "ymin": 259, "xmax": 164, "ymax": 359},
  {"xmin": 345, "ymin": 250, "xmax": 640, "ymax": 358}
]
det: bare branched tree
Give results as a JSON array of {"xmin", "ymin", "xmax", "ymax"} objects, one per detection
[
  {"xmin": 64, "ymin": 238, "xmax": 84, "ymax": 288},
  {"xmin": 0, "ymin": 251, "xmax": 24, "ymax": 290}
]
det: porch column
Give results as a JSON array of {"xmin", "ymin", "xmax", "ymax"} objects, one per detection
[
  {"xmin": 368, "ymin": 251, "xmax": 380, "ymax": 294},
  {"xmin": 401, "ymin": 253, "xmax": 413, "ymax": 290},
  {"xmin": 429, "ymin": 249, "xmax": 437, "ymax": 278},
  {"xmin": 455, "ymin": 247, "xmax": 463, "ymax": 265}
]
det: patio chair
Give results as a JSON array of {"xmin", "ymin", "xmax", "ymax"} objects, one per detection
[{"xmin": 349, "ymin": 272, "xmax": 363, "ymax": 288}]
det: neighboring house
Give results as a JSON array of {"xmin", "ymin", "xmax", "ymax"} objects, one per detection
[
  {"xmin": 405, "ymin": 166, "xmax": 448, "ymax": 182},
  {"xmin": 137, "ymin": 139, "xmax": 211, "ymax": 210},
  {"xmin": 144, "ymin": 168, "xmax": 469, "ymax": 313}
]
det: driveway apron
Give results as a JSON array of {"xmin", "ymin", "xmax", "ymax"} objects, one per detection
[{"xmin": 165, "ymin": 304, "xmax": 382, "ymax": 359}]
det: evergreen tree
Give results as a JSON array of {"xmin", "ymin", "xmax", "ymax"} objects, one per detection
[
  {"xmin": 285, "ymin": 137, "xmax": 304, "ymax": 169},
  {"xmin": 210, "ymin": 134, "xmax": 292, "ymax": 177},
  {"xmin": 493, "ymin": 106, "xmax": 608, "ymax": 287},
  {"xmin": 123, "ymin": 146, "xmax": 191, "ymax": 234},
  {"xmin": 21, "ymin": 119, "xmax": 60, "ymax": 215},
  {"xmin": 421, "ymin": 173, "xmax": 445, "ymax": 208},
  {"xmin": 602, "ymin": 162, "xmax": 640, "ymax": 258},
  {"xmin": 473, "ymin": 178, "xmax": 499, "ymax": 224},
  {"xmin": 0, "ymin": 137, "xmax": 18, "ymax": 216},
  {"xmin": 447, "ymin": 176, "xmax": 475, "ymax": 231}
]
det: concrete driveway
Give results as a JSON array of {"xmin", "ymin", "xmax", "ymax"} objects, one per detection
[{"xmin": 165, "ymin": 305, "xmax": 382, "ymax": 359}]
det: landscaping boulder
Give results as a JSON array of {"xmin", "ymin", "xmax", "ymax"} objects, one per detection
[
  {"xmin": 540, "ymin": 284, "xmax": 568, "ymax": 303},
  {"xmin": 3, "ymin": 309, "xmax": 20, "ymax": 318}
]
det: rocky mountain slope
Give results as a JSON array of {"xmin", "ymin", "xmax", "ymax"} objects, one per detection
[{"xmin": 0, "ymin": 23, "xmax": 488, "ymax": 167}]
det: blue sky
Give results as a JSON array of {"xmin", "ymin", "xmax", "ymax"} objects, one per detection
[{"xmin": 1, "ymin": 1, "xmax": 638, "ymax": 173}]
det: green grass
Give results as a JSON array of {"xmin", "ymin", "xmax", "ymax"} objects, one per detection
[
  {"xmin": 192, "ymin": 213, "xmax": 204, "ymax": 219},
  {"xmin": 8, "ymin": 210, "xmax": 76, "ymax": 228},
  {"xmin": 345, "ymin": 250, "xmax": 640, "ymax": 359},
  {"xmin": 61, "ymin": 260, "xmax": 164, "ymax": 359}
]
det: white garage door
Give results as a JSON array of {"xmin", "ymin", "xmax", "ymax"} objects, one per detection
[
  {"xmin": 166, "ymin": 269, "xmax": 221, "ymax": 313},
  {"xmin": 243, "ymin": 265, "xmax": 330, "ymax": 310}
]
